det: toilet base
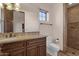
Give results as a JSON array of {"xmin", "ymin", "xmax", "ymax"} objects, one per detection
[
  {"xmin": 47, "ymin": 49, "xmax": 58, "ymax": 56},
  {"xmin": 47, "ymin": 43, "xmax": 60, "ymax": 56}
]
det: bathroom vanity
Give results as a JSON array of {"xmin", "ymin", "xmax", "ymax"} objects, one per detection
[
  {"xmin": 0, "ymin": 34, "xmax": 46, "ymax": 56},
  {"xmin": 0, "ymin": 4, "xmax": 46, "ymax": 56}
]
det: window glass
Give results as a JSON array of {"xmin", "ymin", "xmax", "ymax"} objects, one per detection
[{"xmin": 39, "ymin": 9, "xmax": 47, "ymax": 22}]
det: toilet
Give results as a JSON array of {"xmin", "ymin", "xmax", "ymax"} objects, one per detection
[
  {"xmin": 47, "ymin": 37, "xmax": 60, "ymax": 56},
  {"xmin": 47, "ymin": 43, "xmax": 60, "ymax": 56}
]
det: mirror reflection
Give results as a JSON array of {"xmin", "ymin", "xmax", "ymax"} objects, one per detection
[{"xmin": 0, "ymin": 3, "xmax": 25, "ymax": 33}]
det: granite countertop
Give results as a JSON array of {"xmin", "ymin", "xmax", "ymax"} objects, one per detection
[{"xmin": 0, "ymin": 34, "xmax": 46, "ymax": 44}]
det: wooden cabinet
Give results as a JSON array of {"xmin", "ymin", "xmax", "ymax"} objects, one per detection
[
  {"xmin": 1, "ymin": 41, "xmax": 26, "ymax": 56},
  {"xmin": 26, "ymin": 37, "xmax": 46, "ymax": 56},
  {"xmin": 26, "ymin": 44, "xmax": 46, "ymax": 56},
  {"xmin": 26, "ymin": 46, "xmax": 38, "ymax": 56},
  {"xmin": 3, "ymin": 4, "xmax": 13, "ymax": 33},
  {"xmin": 9, "ymin": 47, "xmax": 25, "ymax": 56},
  {"xmin": 0, "ymin": 37, "xmax": 46, "ymax": 56},
  {"xmin": 4, "ymin": 9, "xmax": 13, "ymax": 33},
  {"xmin": 38, "ymin": 44, "xmax": 46, "ymax": 56}
]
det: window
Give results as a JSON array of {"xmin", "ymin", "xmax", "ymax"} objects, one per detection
[{"xmin": 39, "ymin": 9, "xmax": 48, "ymax": 22}]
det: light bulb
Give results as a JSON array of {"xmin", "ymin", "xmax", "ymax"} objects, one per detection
[
  {"xmin": 68, "ymin": 3, "xmax": 72, "ymax": 5},
  {"xmin": 0, "ymin": 3, "xmax": 3, "ymax": 8},
  {"xmin": 15, "ymin": 3, "xmax": 20, "ymax": 6},
  {"xmin": 6, "ymin": 6, "xmax": 12, "ymax": 10},
  {"xmin": 6, "ymin": 3, "xmax": 13, "ymax": 10},
  {"xmin": 14, "ymin": 3, "xmax": 20, "ymax": 11},
  {"xmin": 15, "ymin": 7, "xmax": 19, "ymax": 11}
]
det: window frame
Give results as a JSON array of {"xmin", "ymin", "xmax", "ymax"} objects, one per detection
[{"xmin": 39, "ymin": 9, "xmax": 48, "ymax": 23}]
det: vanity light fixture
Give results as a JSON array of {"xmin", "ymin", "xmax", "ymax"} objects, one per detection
[
  {"xmin": 6, "ymin": 3, "xmax": 13, "ymax": 10},
  {"xmin": 0, "ymin": 3, "xmax": 20, "ymax": 11},
  {"xmin": 68, "ymin": 3, "xmax": 73, "ymax": 5}
]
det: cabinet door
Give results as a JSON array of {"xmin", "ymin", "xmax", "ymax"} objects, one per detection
[
  {"xmin": 38, "ymin": 44, "xmax": 46, "ymax": 56},
  {"xmin": 4, "ymin": 21, "xmax": 13, "ymax": 32},
  {"xmin": 26, "ymin": 46, "xmax": 38, "ymax": 56}
]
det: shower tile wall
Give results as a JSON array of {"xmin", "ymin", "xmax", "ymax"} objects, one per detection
[{"xmin": 67, "ymin": 4, "xmax": 79, "ymax": 49}]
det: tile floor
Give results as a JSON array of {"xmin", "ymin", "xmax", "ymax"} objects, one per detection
[{"xmin": 58, "ymin": 47, "xmax": 79, "ymax": 56}]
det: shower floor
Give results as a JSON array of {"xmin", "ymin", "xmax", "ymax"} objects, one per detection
[{"xmin": 58, "ymin": 47, "xmax": 79, "ymax": 56}]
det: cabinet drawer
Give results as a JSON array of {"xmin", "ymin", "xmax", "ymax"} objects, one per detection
[
  {"xmin": 9, "ymin": 47, "xmax": 25, "ymax": 56},
  {"xmin": 2, "ymin": 47, "xmax": 25, "ymax": 53},
  {"xmin": 26, "ymin": 37, "xmax": 46, "ymax": 47},
  {"xmin": 2, "ymin": 41, "xmax": 25, "ymax": 50}
]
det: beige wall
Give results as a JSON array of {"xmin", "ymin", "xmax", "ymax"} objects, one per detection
[
  {"xmin": 51, "ymin": 4, "xmax": 65, "ymax": 50},
  {"xmin": 24, "ymin": 10, "xmax": 39, "ymax": 32},
  {"xmin": 20, "ymin": 4, "xmax": 40, "ymax": 32}
]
